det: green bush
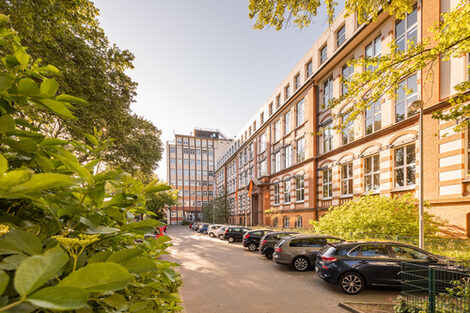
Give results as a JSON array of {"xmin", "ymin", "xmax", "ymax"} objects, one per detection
[
  {"xmin": 311, "ymin": 194, "xmax": 442, "ymax": 237},
  {"xmin": 0, "ymin": 15, "xmax": 181, "ymax": 312}
]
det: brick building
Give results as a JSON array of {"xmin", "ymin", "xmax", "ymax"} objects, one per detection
[
  {"xmin": 215, "ymin": 0, "xmax": 470, "ymax": 237},
  {"xmin": 166, "ymin": 129, "xmax": 231, "ymax": 224}
]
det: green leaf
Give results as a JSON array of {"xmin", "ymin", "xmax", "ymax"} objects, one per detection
[
  {"xmin": 121, "ymin": 220, "xmax": 163, "ymax": 233},
  {"xmin": 0, "ymin": 240, "xmax": 24, "ymax": 255},
  {"xmin": 0, "ymin": 170, "xmax": 33, "ymax": 192},
  {"xmin": 88, "ymin": 182, "xmax": 105, "ymax": 206},
  {"xmin": 85, "ymin": 225, "xmax": 119, "ymax": 235},
  {"xmin": 0, "ymin": 254, "xmax": 27, "ymax": 270},
  {"xmin": 119, "ymin": 257, "xmax": 157, "ymax": 273},
  {"xmin": 14, "ymin": 46, "xmax": 30, "ymax": 68},
  {"xmin": 100, "ymin": 294, "xmax": 127, "ymax": 309},
  {"xmin": 129, "ymin": 302, "xmax": 147, "ymax": 312},
  {"xmin": 83, "ymin": 133, "xmax": 98, "ymax": 147},
  {"xmin": 0, "ymin": 115, "xmax": 15, "ymax": 134},
  {"xmin": 8, "ymin": 173, "xmax": 79, "ymax": 195},
  {"xmin": 18, "ymin": 78, "xmax": 39, "ymax": 95},
  {"xmin": 37, "ymin": 65, "xmax": 60, "ymax": 75},
  {"xmin": 87, "ymin": 251, "xmax": 112, "ymax": 264},
  {"xmin": 36, "ymin": 99, "xmax": 75, "ymax": 119},
  {"xmin": 3, "ymin": 229, "xmax": 42, "ymax": 255},
  {"xmin": 161, "ymin": 268, "xmax": 178, "ymax": 283},
  {"xmin": 27, "ymin": 286, "xmax": 88, "ymax": 310},
  {"xmin": 106, "ymin": 249, "xmax": 143, "ymax": 263},
  {"xmin": 59, "ymin": 262, "xmax": 132, "ymax": 293},
  {"xmin": 0, "ymin": 14, "xmax": 9, "ymax": 24},
  {"xmin": 39, "ymin": 138, "xmax": 69, "ymax": 146},
  {"xmin": 0, "ymin": 270, "xmax": 9, "ymax": 295},
  {"xmin": 0, "ymin": 73, "xmax": 13, "ymax": 91},
  {"xmin": 0, "ymin": 154, "xmax": 7, "ymax": 175},
  {"xmin": 40, "ymin": 78, "xmax": 59, "ymax": 96},
  {"xmin": 14, "ymin": 246, "xmax": 68, "ymax": 296},
  {"xmin": 144, "ymin": 184, "xmax": 171, "ymax": 194},
  {"xmin": 55, "ymin": 94, "xmax": 87, "ymax": 105}
]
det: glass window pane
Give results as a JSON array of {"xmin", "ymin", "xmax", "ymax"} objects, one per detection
[
  {"xmin": 408, "ymin": 9, "xmax": 417, "ymax": 28},
  {"xmin": 395, "ymin": 19, "xmax": 405, "ymax": 38},
  {"xmin": 395, "ymin": 168, "xmax": 404, "ymax": 187},
  {"xmin": 407, "ymin": 165, "xmax": 416, "ymax": 185},
  {"xmin": 406, "ymin": 145, "xmax": 415, "ymax": 164}
]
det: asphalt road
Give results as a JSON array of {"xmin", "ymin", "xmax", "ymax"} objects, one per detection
[{"xmin": 166, "ymin": 226, "xmax": 399, "ymax": 313}]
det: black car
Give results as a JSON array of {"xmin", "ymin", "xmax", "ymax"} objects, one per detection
[
  {"xmin": 315, "ymin": 241, "xmax": 448, "ymax": 295},
  {"xmin": 242, "ymin": 229, "xmax": 272, "ymax": 252},
  {"xmin": 223, "ymin": 226, "xmax": 251, "ymax": 243},
  {"xmin": 259, "ymin": 231, "xmax": 299, "ymax": 259}
]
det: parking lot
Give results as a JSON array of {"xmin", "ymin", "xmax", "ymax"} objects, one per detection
[{"xmin": 167, "ymin": 226, "xmax": 399, "ymax": 313}]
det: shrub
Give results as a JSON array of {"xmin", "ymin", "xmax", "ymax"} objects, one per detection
[
  {"xmin": 311, "ymin": 194, "xmax": 442, "ymax": 237},
  {"xmin": 0, "ymin": 15, "xmax": 181, "ymax": 312}
]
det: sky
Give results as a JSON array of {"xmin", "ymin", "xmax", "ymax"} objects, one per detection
[{"xmin": 92, "ymin": 0, "xmax": 330, "ymax": 180}]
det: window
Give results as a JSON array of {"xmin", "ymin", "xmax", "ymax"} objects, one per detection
[
  {"xmin": 394, "ymin": 144, "xmax": 416, "ymax": 188},
  {"xmin": 341, "ymin": 162, "xmax": 353, "ymax": 195},
  {"xmin": 341, "ymin": 112, "xmax": 354, "ymax": 145},
  {"xmin": 364, "ymin": 154, "xmax": 380, "ymax": 193},
  {"xmin": 296, "ymin": 99, "xmax": 304, "ymax": 127},
  {"xmin": 294, "ymin": 74, "xmax": 300, "ymax": 90},
  {"xmin": 269, "ymin": 102, "xmax": 273, "ymax": 116},
  {"xmin": 359, "ymin": 245, "xmax": 389, "ymax": 258},
  {"xmin": 341, "ymin": 63, "xmax": 354, "ymax": 95},
  {"xmin": 283, "ymin": 216, "xmax": 290, "ymax": 228},
  {"xmin": 323, "ymin": 123, "xmax": 333, "ymax": 153},
  {"xmin": 259, "ymin": 159, "xmax": 267, "ymax": 177},
  {"xmin": 285, "ymin": 84, "xmax": 290, "ymax": 100},
  {"xmin": 259, "ymin": 133, "xmax": 266, "ymax": 152},
  {"xmin": 295, "ymin": 176, "xmax": 305, "ymax": 201},
  {"xmin": 295, "ymin": 216, "xmax": 303, "ymax": 228},
  {"xmin": 272, "ymin": 217, "xmax": 278, "ymax": 227},
  {"xmin": 322, "ymin": 76, "xmax": 333, "ymax": 109},
  {"xmin": 284, "ymin": 111, "xmax": 291, "ymax": 135},
  {"xmin": 322, "ymin": 169, "xmax": 332, "ymax": 198},
  {"xmin": 306, "ymin": 60, "xmax": 313, "ymax": 78},
  {"xmin": 365, "ymin": 100, "xmax": 382, "ymax": 135},
  {"xmin": 284, "ymin": 181, "xmax": 290, "ymax": 203},
  {"xmin": 336, "ymin": 25, "xmax": 346, "ymax": 47},
  {"xmin": 390, "ymin": 245, "xmax": 429, "ymax": 260},
  {"xmin": 276, "ymin": 94, "xmax": 281, "ymax": 108},
  {"xmin": 320, "ymin": 45, "xmax": 327, "ymax": 64},
  {"xmin": 365, "ymin": 35, "xmax": 381, "ymax": 72},
  {"xmin": 396, "ymin": 74, "xmax": 418, "ymax": 122},
  {"xmin": 273, "ymin": 120, "xmax": 281, "ymax": 142},
  {"xmin": 274, "ymin": 184, "xmax": 280, "ymax": 205},
  {"xmin": 395, "ymin": 5, "xmax": 417, "ymax": 52},
  {"xmin": 260, "ymin": 112, "xmax": 264, "ymax": 124},
  {"xmin": 285, "ymin": 145, "xmax": 292, "ymax": 168},
  {"xmin": 274, "ymin": 151, "xmax": 281, "ymax": 172},
  {"xmin": 296, "ymin": 137, "xmax": 305, "ymax": 162},
  {"xmin": 169, "ymin": 147, "xmax": 176, "ymax": 153}
]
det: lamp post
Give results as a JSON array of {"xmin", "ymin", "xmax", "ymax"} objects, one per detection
[{"xmin": 410, "ymin": 100, "xmax": 424, "ymax": 249}]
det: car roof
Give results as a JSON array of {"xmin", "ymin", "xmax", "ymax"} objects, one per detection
[
  {"xmin": 285, "ymin": 234, "xmax": 341, "ymax": 239},
  {"xmin": 247, "ymin": 229, "xmax": 271, "ymax": 233},
  {"xmin": 265, "ymin": 231, "xmax": 299, "ymax": 236}
]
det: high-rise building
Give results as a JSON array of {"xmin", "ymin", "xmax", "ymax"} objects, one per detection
[
  {"xmin": 215, "ymin": 0, "xmax": 470, "ymax": 237},
  {"xmin": 166, "ymin": 128, "xmax": 231, "ymax": 224}
]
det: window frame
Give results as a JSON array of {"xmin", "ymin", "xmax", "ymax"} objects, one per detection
[
  {"xmin": 322, "ymin": 76, "xmax": 334, "ymax": 110},
  {"xmin": 296, "ymin": 99, "xmax": 305, "ymax": 127},
  {"xmin": 395, "ymin": 73, "xmax": 418, "ymax": 122},
  {"xmin": 394, "ymin": 144, "xmax": 416, "ymax": 188},
  {"xmin": 365, "ymin": 100, "xmax": 382, "ymax": 135},
  {"xmin": 341, "ymin": 162, "xmax": 353, "ymax": 196},
  {"xmin": 322, "ymin": 123, "xmax": 333, "ymax": 153},
  {"xmin": 364, "ymin": 154, "xmax": 380, "ymax": 193},
  {"xmin": 285, "ymin": 145, "xmax": 292, "ymax": 168},
  {"xmin": 365, "ymin": 35, "xmax": 381, "ymax": 72},
  {"xmin": 295, "ymin": 176, "xmax": 305, "ymax": 202},
  {"xmin": 284, "ymin": 111, "xmax": 291, "ymax": 135},
  {"xmin": 273, "ymin": 184, "xmax": 280, "ymax": 205},
  {"xmin": 395, "ymin": 5, "xmax": 417, "ymax": 52},
  {"xmin": 320, "ymin": 44, "xmax": 328, "ymax": 64},
  {"xmin": 341, "ymin": 112, "xmax": 355, "ymax": 145},
  {"xmin": 322, "ymin": 169, "xmax": 333, "ymax": 198},
  {"xmin": 284, "ymin": 180, "xmax": 291, "ymax": 204},
  {"xmin": 336, "ymin": 25, "xmax": 346, "ymax": 47},
  {"xmin": 296, "ymin": 137, "xmax": 305, "ymax": 163}
]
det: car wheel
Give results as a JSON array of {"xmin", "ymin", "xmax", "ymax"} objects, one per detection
[
  {"xmin": 218, "ymin": 234, "xmax": 224, "ymax": 240},
  {"xmin": 228, "ymin": 237, "xmax": 235, "ymax": 243},
  {"xmin": 209, "ymin": 233, "xmax": 215, "ymax": 238},
  {"xmin": 248, "ymin": 243, "xmax": 257, "ymax": 252},
  {"xmin": 265, "ymin": 249, "xmax": 274, "ymax": 260},
  {"xmin": 340, "ymin": 272, "xmax": 364, "ymax": 295},
  {"xmin": 293, "ymin": 257, "xmax": 309, "ymax": 271}
]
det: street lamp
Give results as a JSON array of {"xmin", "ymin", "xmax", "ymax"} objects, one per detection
[{"xmin": 409, "ymin": 99, "xmax": 424, "ymax": 249}]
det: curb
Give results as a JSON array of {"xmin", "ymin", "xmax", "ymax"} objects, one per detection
[{"xmin": 338, "ymin": 302, "xmax": 364, "ymax": 313}]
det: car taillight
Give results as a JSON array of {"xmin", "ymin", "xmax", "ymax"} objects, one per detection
[
  {"xmin": 224, "ymin": 229, "xmax": 228, "ymax": 234},
  {"xmin": 261, "ymin": 240, "xmax": 267, "ymax": 245},
  {"xmin": 321, "ymin": 256, "xmax": 337, "ymax": 262},
  {"xmin": 275, "ymin": 248, "xmax": 282, "ymax": 252},
  {"xmin": 245, "ymin": 233, "xmax": 250, "ymax": 238}
]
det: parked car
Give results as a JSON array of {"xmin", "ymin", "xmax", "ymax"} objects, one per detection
[
  {"xmin": 208, "ymin": 224, "xmax": 223, "ymax": 238},
  {"xmin": 223, "ymin": 226, "xmax": 251, "ymax": 243},
  {"xmin": 193, "ymin": 223, "xmax": 203, "ymax": 232},
  {"xmin": 315, "ymin": 241, "xmax": 449, "ymax": 295},
  {"xmin": 144, "ymin": 226, "xmax": 165, "ymax": 239},
  {"xmin": 242, "ymin": 229, "xmax": 272, "ymax": 252},
  {"xmin": 197, "ymin": 224, "xmax": 210, "ymax": 234},
  {"xmin": 273, "ymin": 234, "xmax": 343, "ymax": 271},
  {"xmin": 216, "ymin": 226, "xmax": 230, "ymax": 239},
  {"xmin": 259, "ymin": 231, "xmax": 299, "ymax": 259}
]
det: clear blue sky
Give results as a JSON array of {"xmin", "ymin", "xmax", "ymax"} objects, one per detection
[{"xmin": 93, "ymin": 0, "xmax": 330, "ymax": 180}]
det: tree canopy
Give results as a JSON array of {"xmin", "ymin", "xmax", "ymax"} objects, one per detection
[
  {"xmin": 0, "ymin": 0, "xmax": 163, "ymax": 176},
  {"xmin": 249, "ymin": 0, "xmax": 470, "ymax": 131}
]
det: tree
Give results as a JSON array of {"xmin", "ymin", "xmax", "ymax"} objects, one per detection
[
  {"xmin": 0, "ymin": 0, "xmax": 163, "ymax": 176},
  {"xmin": 311, "ymin": 194, "xmax": 442, "ymax": 237},
  {"xmin": 249, "ymin": 0, "xmax": 470, "ymax": 131},
  {"xmin": 146, "ymin": 190, "xmax": 180, "ymax": 221},
  {"xmin": 201, "ymin": 190, "xmax": 230, "ymax": 224}
]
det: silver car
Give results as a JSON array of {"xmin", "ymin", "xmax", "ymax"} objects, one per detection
[
  {"xmin": 273, "ymin": 234, "xmax": 343, "ymax": 271},
  {"xmin": 215, "ymin": 225, "xmax": 230, "ymax": 239},
  {"xmin": 207, "ymin": 224, "xmax": 223, "ymax": 238}
]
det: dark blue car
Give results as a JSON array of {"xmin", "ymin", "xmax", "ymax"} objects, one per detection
[
  {"xmin": 197, "ymin": 224, "xmax": 209, "ymax": 234},
  {"xmin": 315, "ymin": 241, "xmax": 448, "ymax": 295}
]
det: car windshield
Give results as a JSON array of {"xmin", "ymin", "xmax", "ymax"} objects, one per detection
[{"xmin": 319, "ymin": 244, "xmax": 336, "ymax": 256}]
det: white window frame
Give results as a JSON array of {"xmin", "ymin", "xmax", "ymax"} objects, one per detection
[
  {"xmin": 285, "ymin": 145, "xmax": 292, "ymax": 168},
  {"xmin": 295, "ymin": 176, "xmax": 305, "ymax": 202},
  {"xmin": 274, "ymin": 184, "xmax": 280, "ymax": 205},
  {"xmin": 322, "ymin": 169, "xmax": 332, "ymax": 198},
  {"xmin": 296, "ymin": 99, "xmax": 305, "ymax": 127},
  {"xmin": 395, "ymin": 74, "xmax": 418, "ymax": 122},
  {"xmin": 394, "ymin": 144, "xmax": 416, "ymax": 188},
  {"xmin": 341, "ymin": 162, "xmax": 353, "ymax": 196},
  {"xmin": 284, "ymin": 180, "xmax": 291, "ymax": 204},
  {"xmin": 296, "ymin": 137, "xmax": 305, "ymax": 163},
  {"xmin": 284, "ymin": 111, "xmax": 291, "ymax": 135},
  {"xmin": 364, "ymin": 154, "xmax": 380, "ymax": 193}
]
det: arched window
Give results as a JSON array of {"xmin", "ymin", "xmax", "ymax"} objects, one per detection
[
  {"xmin": 272, "ymin": 217, "xmax": 278, "ymax": 227},
  {"xmin": 283, "ymin": 216, "xmax": 290, "ymax": 228},
  {"xmin": 295, "ymin": 216, "xmax": 303, "ymax": 228}
]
